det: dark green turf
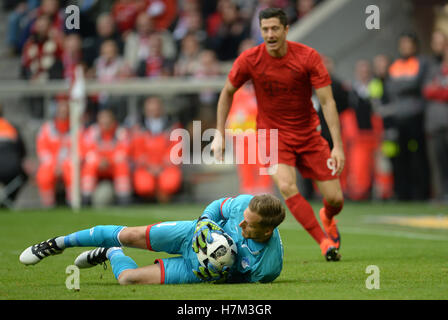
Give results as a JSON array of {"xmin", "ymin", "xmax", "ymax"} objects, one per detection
[{"xmin": 1, "ymin": 201, "xmax": 447, "ymax": 300}]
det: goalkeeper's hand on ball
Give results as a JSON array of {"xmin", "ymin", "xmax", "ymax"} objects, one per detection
[
  {"xmin": 193, "ymin": 264, "xmax": 230, "ymax": 284},
  {"xmin": 192, "ymin": 218, "xmax": 223, "ymax": 253}
]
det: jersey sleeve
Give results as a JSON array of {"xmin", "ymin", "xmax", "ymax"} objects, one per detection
[
  {"xmin": 228, "ymin": 52, "xmax": 251, "ymax": 89},
  {"xmin": 199, "ymin": 197, "xmax": 233, "ymax": 225},
  {"xmin": 307, "ymin": 49, "xmax": 332, "ymax": 89}
]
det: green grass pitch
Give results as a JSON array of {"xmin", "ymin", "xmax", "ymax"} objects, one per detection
[{"xmin": 0, "ymin": 201, "xmax": 447, "ymax": 300}]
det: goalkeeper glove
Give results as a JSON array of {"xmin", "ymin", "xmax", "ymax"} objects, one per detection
[
  {"xmin": 192, "ymin": 218, "xmax": 223, "ymax": 253},
  {"xmin": 193, "ymin": 264, "xmax": 230, "ymax": 284}
]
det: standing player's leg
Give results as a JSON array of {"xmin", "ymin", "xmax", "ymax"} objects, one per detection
[
  {"xmin": 271, "ymin": 165, "xmax": 331, "ymax": 251},
  {"xmin": 272, "ymin": 163, "xmax": 340, "ymax": 261},
  {"xmin": 315, "ymin": 179, "xmax": 344, "ymax": 249}
]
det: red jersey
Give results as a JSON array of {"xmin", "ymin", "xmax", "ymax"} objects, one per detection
[
  {"xmin": 112, "ymin": 1, "xmax": 145, "ymax": 34},
  {"xmin": 228, "ymin": 41, "xmax": 331, "ymax": 148},
  {"xmin": 82, "ymin": 124, "xmax": 130, "ymax": 164},
  {"xmin": 36, "ymin": 119, "xmax": 71, "ymax": 166}
]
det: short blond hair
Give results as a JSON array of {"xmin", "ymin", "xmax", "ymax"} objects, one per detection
[{"xmin": 249, "ymin": 194, "xmax": 286, "ymax": 229}]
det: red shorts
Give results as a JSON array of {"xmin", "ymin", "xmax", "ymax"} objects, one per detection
[{"xmin": 258, "ymin": 131, "xmax": 337, "ymax": 181}]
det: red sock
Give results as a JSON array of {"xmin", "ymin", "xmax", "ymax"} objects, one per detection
[
  {"xmin": 285, "ymin": 193, "xmax": 326, "ymax": 244},
  {"xmin": 323, "ymin": 199, "xmax": 344, "ymax": 220}
]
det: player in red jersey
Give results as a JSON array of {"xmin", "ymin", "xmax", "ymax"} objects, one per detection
[{"xmin": 211, "ymin": 8, "xmax": 344, "ymax": 261}]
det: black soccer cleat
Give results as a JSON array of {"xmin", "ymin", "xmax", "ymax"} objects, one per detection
[
  {"xmin": 325, "ymin": 246, "xmax": 341, "ymax": 262},
  {"xmin": 74, "ymin": 247, "xmax": 111, "ymax": 269}
]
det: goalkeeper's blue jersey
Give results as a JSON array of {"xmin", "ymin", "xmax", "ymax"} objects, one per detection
[{"xmin": 200, "ymin": 194, "xmax": 284, "ymax": 283}]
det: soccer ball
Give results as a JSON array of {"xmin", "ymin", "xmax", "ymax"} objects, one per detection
[{"xmin": 196, "ymin": 231, "xmax": 238, "ymax": 271}]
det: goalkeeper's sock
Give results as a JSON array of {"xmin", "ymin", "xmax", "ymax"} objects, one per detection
[
  {"xmin": 107, "ymin": 247, "xmax": 138, "ymax": 280},
  {"xmin": 285, "ymin": 193, "xmax": 326, "ymax": 244},
  {"xmin": 323, "ymin": 198, "xmax": 344, "ymax": 220},
  {"xmin": 57, "ymin": 225, "xmax": 125, "ymax": 249}
]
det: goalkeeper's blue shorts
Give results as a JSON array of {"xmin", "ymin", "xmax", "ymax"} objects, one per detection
[{"xmin": 146, "ymin": 221, "xmax": 202, "ymax": 284}]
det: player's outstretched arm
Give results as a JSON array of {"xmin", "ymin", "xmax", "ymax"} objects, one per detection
[
  {"xmin": 316, "ymin": 85, "xmax": 345, "ymax": 175},
  {"xmin": 212, "ymin": 79, "xmax": 238, "ymax": 161}
]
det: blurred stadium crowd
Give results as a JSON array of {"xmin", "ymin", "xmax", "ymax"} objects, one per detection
[
  {"xmin": 318, "ymin": 29, "xmax": 448, "ymax": 205},
  {"xmin": 0, "ymin": 0, "xmax": 447, "ymax": 208}
]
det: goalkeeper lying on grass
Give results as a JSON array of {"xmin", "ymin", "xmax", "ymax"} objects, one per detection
[{"xmin": 19, "ymin": 194, "xmax": 285, "ymax": 284}]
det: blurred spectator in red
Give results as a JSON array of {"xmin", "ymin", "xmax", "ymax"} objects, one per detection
[
  {"xmin": 136, "ymin": 33, "xmax": 174, "ymax": 78},
  {"xmin": 20, "ymin": 13, "xmax": 64, "ymax": 119},
  {"xmin": 37, "ymin": 0, "xmax": 64, "ymax": 38},
  {"xmin": 62, "ymin": 33, "xmax": 83, "ymax": 81},
  {"xmin": 21, "ymin": 14, "xmax": 63, "ymax": 82},
  {"xmin": 340, "ymin": 59, "xmax": 383, "ymax": 200},
  {"xmin": 81, "ymin": 108, "xmax": 132, "ymax": 206},
  {"xmin": 423, "ymin": 33, "xmax": 448, "ymax": 203},
  {"xmin": 144, "ymin": 0, "xmax": 178, "ymax": 31},
  {"xmin": 83, "ymin": 13, "xmax": 124, "ymax": 69},
  {"xmin": 131, "ymin": 96, "xmax": 182, "ymax": 203},
  {"xmin": 174, "ymin": 32, "xmax": 202, "ymax": 77},
  {"xmin": 19, "ymin": 0, "xmax": 65, "ymax": 50},
  {"xmin": 111, "ymin": 0, "xmax": 147, "ymax": 35},
  {"xmin": 36, "ymin": 95, "xmax": 74, "ymax": 207},
  {"xmin": 207, "ymin": 0, "xmax": 249, "ymax": 61}
]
